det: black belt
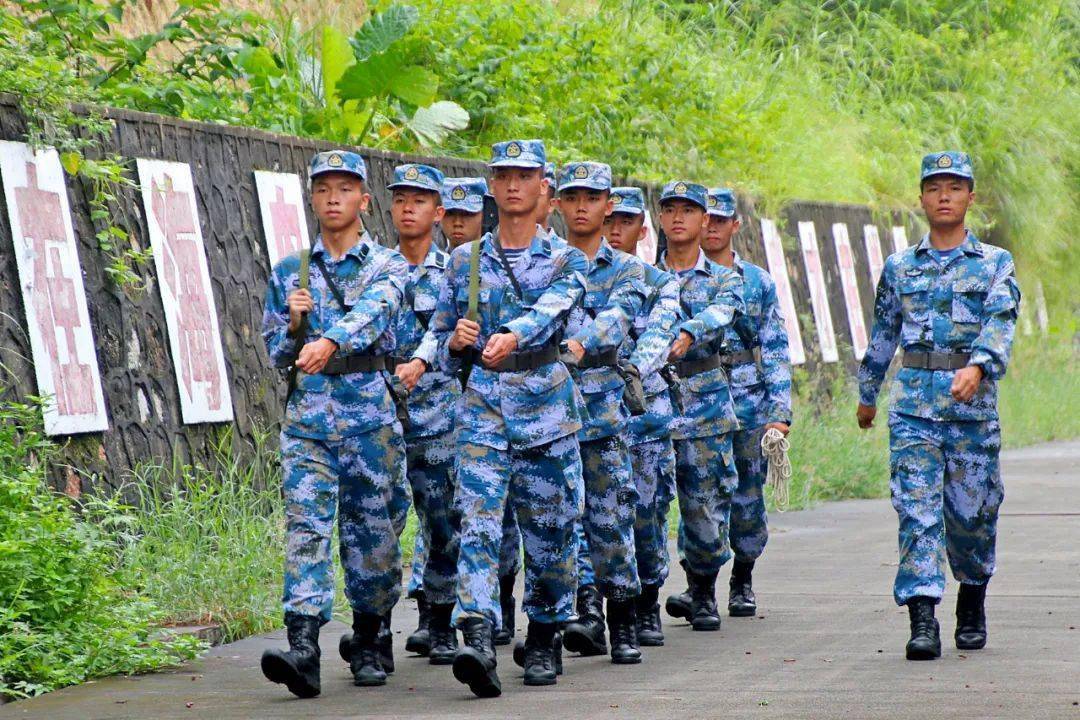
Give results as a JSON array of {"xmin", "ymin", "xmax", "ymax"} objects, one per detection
[
  {"xmin": 902, "ymin": 351, "xmax": 971, "ymax": 371},
  {"xmin": 390, "ymin": 355, "xmax": 423, "ymax": 369},
  {"xmin": 720, "ymin": 349, "xmax": 758, "ymax": 367},
  {"xmin": 577, "ymin": 348, "xmax": 620, "ymax": 369},
  {"xmin": 676, "ymin": 354, "xmax": 723, "ymax": 377},
  {"xmin": 322, "ymin": 354, "xmax": 391, "ymax": 375},
  {"xmin": 466, "ymin": 344, "xmax": 560, "ymax": 373}
]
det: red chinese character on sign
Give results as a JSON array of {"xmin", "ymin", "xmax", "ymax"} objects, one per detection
[
  {"xmin": 149, "ymin": 173, "xmax": 223, "ymax": 411},
  {"xmin": 268, "ymin": 186, "xmax": 304, "ymax": 260},
  {"xmin": 14, "ymin": 161, "xmax": 96, "ymax": 416}
]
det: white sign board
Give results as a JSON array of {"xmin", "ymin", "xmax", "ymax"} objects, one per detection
[
  {"xmin": 863, "ymin": 224, "xmax": 885, "ymax": 288},
  {"xmin": 831, "ymin": 223, "xmax": 869, "ymax": 360},
  {"xmin": 0, "ymin": 141, "xmax": 109, "ymax": 435},
  {"xmin": 137, "ymin": 158, "xmax": 233, "ymax": 424},
  {"xmin": 759, "ymin": 219, "xmax": 806, "ymax": 365},
  {"xmin": 253, "ymin": 170, "xmax": 310, "ymax": 268},
  {"xmin": 891, "ymin": 225, "xmax": 909, "ymax": 253},
  {"xmin": 797, "ymin": 221, "xmax": 839, "ymax": 363}
]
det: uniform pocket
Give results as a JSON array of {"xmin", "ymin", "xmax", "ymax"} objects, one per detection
[
  {"xmin": 897, "ymin": 274, "xmax": 931, "ymax": 345},
  {"xmin": 951, "ymin": 278, "xmax": 988, "ymax": 325},
  {"xmin": 682, "ymin": 366, "xmax": 730, "ymax": 394}
]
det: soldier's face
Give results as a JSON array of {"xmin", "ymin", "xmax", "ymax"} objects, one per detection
[
  {"xmin": 311, "ymin": 173, "xmax": 370, "ymax": 231},
  {"xmin": 605, "ymin": 213, "xmax": 646, "ymax": 254},
  {"xmin": 920, "ymin": 175, "xmax": 974, "ymax": 227},
  {"xmin": 557, "ymin": 188, "xmax": 613, "ymax": 238},
  {"xmin": 443, "ymin": 209, "xmax": 483, "ymax": 247},
  {"xmin": 702, "ymin": 215, "xmax": 740, "ymax": 254},
  {"xmin": 391, "ymin": 188, "xmax": 444, "ymax": 241},
  {"xmin": 660, "ymin": 200, "xmax": 707, "ymax": 245},
  {"xmin": 491, "ymin": 167, "xmax": 544, "ymax": 217}
]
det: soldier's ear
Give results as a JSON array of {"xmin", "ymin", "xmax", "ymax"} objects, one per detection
[{"xmin": 357, "ymin": 191, "xmax": 372, "ymax": 214}]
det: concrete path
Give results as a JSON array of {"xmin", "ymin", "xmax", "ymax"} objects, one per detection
[{"xmin": 4, "ymin": 442, "xmax": 1078, "ymax": 719}]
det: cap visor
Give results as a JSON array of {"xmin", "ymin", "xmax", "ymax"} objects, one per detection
[
  {"xmin": 610, "ymin": 207, "xmax": 644, "ymax": 216},
  {"xmin": 920, "ymin": 169, "xmax": 974, "ymax": 181},
  {"xmin": 444, "ymin": 202, "xmax": 483, "ymax": 213},
  {"xmin": 387, "ymin": 181, "xmax": 439, "ymax": 191},
  {"xmin": 311, "ymin": 168, "xmax": 366, "ymax": 181},
  {"xmin": 488, "ymin": 159, "xmax": 544, "ymax": 168},
  {"xmin": 558, "ymin": 181, "xmax": 609, "ymax": 192}
]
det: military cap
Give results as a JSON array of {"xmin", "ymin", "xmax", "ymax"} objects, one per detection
[
  {"xmin": 309, "ymin": 150, "xmax": 367, "ymax": 182},
  {"xmin": 544, "ymin": 162, "xmax": 557, "ymax": 185},
  {"xmin": 441, "ymin": 176, "xmax": 488, "ymax": 213},
  {"xmin": 557, "ymin": 161, "xmax": 612, "ymax": 193},
  {"xmin": 489, "ymin": 139, "xmax": 546, "ymax": 168},
  {"xmin": 707, "ymin": 187, "xmax": 737, "ymax": 218},
  {"xmin": 659, "ymin": 180, "xmax": 708, "ymax": 211},
  {"xmin": 609, "ymin": 186, "xmax": 645, "ymax": 216},
  {"xmin": 387, "ymin": 163, "xmax": 444, "ymax": 192},
  {"xmin": 920, "ymin": 151, "xmax": 974, "ymax": 184}
]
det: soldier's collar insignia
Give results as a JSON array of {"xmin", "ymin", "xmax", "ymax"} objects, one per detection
[
  {"xmin": 328, "ymin": 153, "xmax": 343, "ymax": 167},
  {"xmin": 937, "ymin": 154, "xmax": 953, "ymax": 168},
  {"xmin": 451, "ymin": 186, "xmax": 466, "ymax": 200},
  {"xmin": 506, "ymin": 142, "xmax": 522, "ymax": 157}
]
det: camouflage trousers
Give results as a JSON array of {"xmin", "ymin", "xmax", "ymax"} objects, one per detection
[
  {"xmin": 888, "ymin": 413, "xmax": 1004, "ymax": 606},
  {"xmin": 730, "ymin": 426, "xmax": 769, "ymax": 563},
  {"xmin": 631, "ymin": 437, "xmax": 677, "ymax": 587},
  {"xmin": 280, "ymin": 425, "xmax": 406, "ymax": 621},
  {"xmin": 454, "ymin": 434, "xmax": 583, "ymax": 627},
  {"xmin": 398, "ymin": 434, "xmax": 460, "ymax": 606},
  {"xmin": 674, "ymin": 433, "xmax": 738, "ymax": 576},
  {"xmin": 578, "ymin": 435, "xmax": 641, "ymax": 601}
]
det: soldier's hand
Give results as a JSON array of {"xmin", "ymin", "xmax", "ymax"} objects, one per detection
[
  {"xmin": 287, "ymin": 289, "xmax": 314, "ymax": 334},
  {"xmin": 856, "ymin": 403, "xmax": 876, "ymax": 429},
  {"xmin": 296, "ymin": 337, "xmax": 338, "ymax": 374},
  {"xmin": 764, "ymin": 421, "xmax": 790, "ymax": 436},
  {"xmin": 668, "ymin": 331, "xmax": 693, "ymax": 361},
  {"xmin": 482, "ymin": 332, "xmax": 518, "ymax": 368},
  {"xmin": 565, "ymin": 339, "xmax": 586, "ymax": 363},
  {"xmin": 950, "ymin": 365, "xmax": 983, "ymax": 403},
  {"xmin": 449, "ymin": 318, "xmax": 481, "ymax": 352},
  {"xmin": 395, "ymin": 358, "xmax": 426, "ymax": 392}
]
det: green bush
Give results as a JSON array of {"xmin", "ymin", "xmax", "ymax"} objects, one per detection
[{"xmin": 0, "ymin": 400, "xmax": 202, "ymax": 701}]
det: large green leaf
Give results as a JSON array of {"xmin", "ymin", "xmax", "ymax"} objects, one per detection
[
  {"xmin": 348, "ymin": 5, "xmax": 419, "ymax": 62},
  {"xmin": 387, "ymin": 65, "xmax": 439, "ymax": 107},
  {"xmin": 320, "ymin": 25, "xmax": 353, "ymax": 102},
  {"xmin": 408, "ymin": 101, "xmax": 469, "ymax": 147},
  {"xmin": 337, "ymin": 49, "xmax": 437, "ymax": 107}
]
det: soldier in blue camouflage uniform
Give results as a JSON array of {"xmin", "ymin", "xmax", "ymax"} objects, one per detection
[
  {"xmin": 433, "ymin": 139, "xmax": 589, "ymax": 695},
  {"xmin": 858, "ymin": 151, "xmax": 1020, "ymax": 660},
  {"xmin": 693, "ymin": 187, "xmax": 793, "ymax": 618},
  {"xmin": 655, "ymin": 181, "xmax": 745, "ymax": 633},
  {"xmin": 554, "ymin": 163, "xmax": 647, "ymax": 665},
  {"xmin": 261, "ymin": 150, "xmax": 408, "ymax": 695},
  {"xmin": 604, "ymin": 186, "xmax": 683, "ymax": 646}
]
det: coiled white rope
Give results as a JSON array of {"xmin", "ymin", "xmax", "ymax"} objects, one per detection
[{"xmin": 761, "ymin": 427, "xmax": 792, "ymax": 511}]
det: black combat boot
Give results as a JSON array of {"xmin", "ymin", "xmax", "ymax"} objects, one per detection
[
  {"xmin": 493, "ymin": 573, "xmax": 517, "ymax": 646},
  {"xmin": 428, "ymin": 603, "xmax": 459, "ymax": 665},
  {"xmin": 521, "ymin": 621, "xmax": 559, "ymax": 686},
  {"xmin": 513, "ymin": 629, "xmax": 564, "ymax": 676},
  {"xmin": 688, "ymin": 570, "xmax": 721, "ymax": 631},
  {"xmin": 349, "ymin": 611, "xmax": 387, "ymax": 686},
  {"xmin": 955, "ymin": 582, "xmax": 988, "ymax": 650},
  {"xmin": 665, "ymin": 560, "xmax": 693, "ymax": 621},
  {"xmin": 261, "ymin": 613, "xmax": 322, "ymax": 698},
  {"xmin": 453, "ymin": 617, "xmax": 502, "ymax": 698},
  {"xmin": 562, "ymin": 584, "xmax": 608, "ymax": 656},
  {"xmin": 728, "ymin": 559, "xmax": 757, "ymax": 617},
  {"xmin": 905, "ymin": 596, "xmax": 942, "ymax": 660},
  {"xmin": 338, "ymin": 611, "xmax": 394, "ymax": 673},
  {"xmin": 607, "ymin": 599, "xmax": 642, "ymax": 665},
  {"xmin": 405, "ymin": 591, "xmax": 432, "ymax": 656},
  {"xmin": 636, "ymin": 583, "xmax": 664, "ymax": 646}
]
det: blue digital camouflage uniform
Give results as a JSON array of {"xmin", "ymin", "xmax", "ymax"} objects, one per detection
[
  {"xmin": 656, "ymin": 182, "xmax": 746, "ymax": 577},
  {"xmin": 560, "ymin": 162, "xmax": 647, "ymax": 602},
  {"xmin": 719, "ymin": 248, "xmax": 793, "ymax": 564},
  {"xmin": 433, "ymin": 139, "xmax": 590, "ymax": 628},
  {"xmin": 859, "ymin": 181, "xmax": 1019, "ymax": 608},
  {"xmin": 263, "ymin": 219, "xmax": 408, "ymax": 622}
]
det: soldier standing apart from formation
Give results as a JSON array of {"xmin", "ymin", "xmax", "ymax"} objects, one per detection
[
  {"xmin": 667, "ymin": 188, "xmax": 792, "ymax": 620},
  {"xmin": 433, "ymin": 139, "xmax": 588, "ymax": 696},
  {"xmin": 857, "ymin": 152, "xmax": 1020, "ymax": 660},
  {"xmin": 260, "ymin": 150, "xmax": 408, "ymax": 695},
  {"xmin": 604, "ymin": 187, "xmax": 683, "ymax": 646},
  {"xmin": 655, "ymin": 181, "xmax": 745, "ymax": 633}
]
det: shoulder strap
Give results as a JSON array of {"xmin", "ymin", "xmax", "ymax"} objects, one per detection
[
  {"xmin": 467, "ymin": 239, "xmax": 482, "ymax": 322},
  {"xmin": 298, "ymin": 249, "xmax": 310, "ymax": 290},
  {"xmin": 492, "ymin": 235, "xmax": 524, "ymax": 300},
  {"xmin": 312, "ymin": 254, "xmax": 352, "ymax": 311}
]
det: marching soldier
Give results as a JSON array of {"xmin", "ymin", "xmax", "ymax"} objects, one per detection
[
  {"xmin": 857, "ymin": 152, "xmax": 1020, "ymax": 660},
  {"xmin": 260, "ymin": 150, "xmax": 408, "ymax": 694},
  {"xmin": 441, "ymin": 176, "xmax": 488, "ymax": 249},
  {"xmin": 433, "ymin": 139, "xmax": 588, "ymax": 695},
  {"xmin": 604, "ymin": 187, "xmax": 683, "ymax": 646},
  {"xmin": 655, "ymin": 181, "xmax": 745, "ymax": 633}
]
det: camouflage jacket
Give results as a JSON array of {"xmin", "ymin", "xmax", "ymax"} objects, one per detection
[
  {"xmin": 565, "ymin": 239, "xmax": 647, "ymax": 442},
  {"xmin": 720, "ymin": 252, "xmax": 793, "ymax": 429},
  {"xmin": 858, "ymin": 231, "xmax": 1020, "ymax": 421},
  {"xmin": 432, "ymin": 228, "xmax": 589, "ymax": 450},
  {"xmin": 658, "ymin": 249, "xmax": 745, "ymax": 440},
  {"xmin": 395, "ymin": 242, "xmax": 459, "ymax": 440},
  {"xmin": 624, "ymin": 261, "xmax": 682, "ymax": 444},
  {"xmin": 263, "ymin": 232, "xmax": 407, "ymax": 441}
]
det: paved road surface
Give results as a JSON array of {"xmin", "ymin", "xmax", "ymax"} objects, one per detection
[{"xmin": 4, "ymin": 441, "xmax": 1078, "ymax": 719}]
